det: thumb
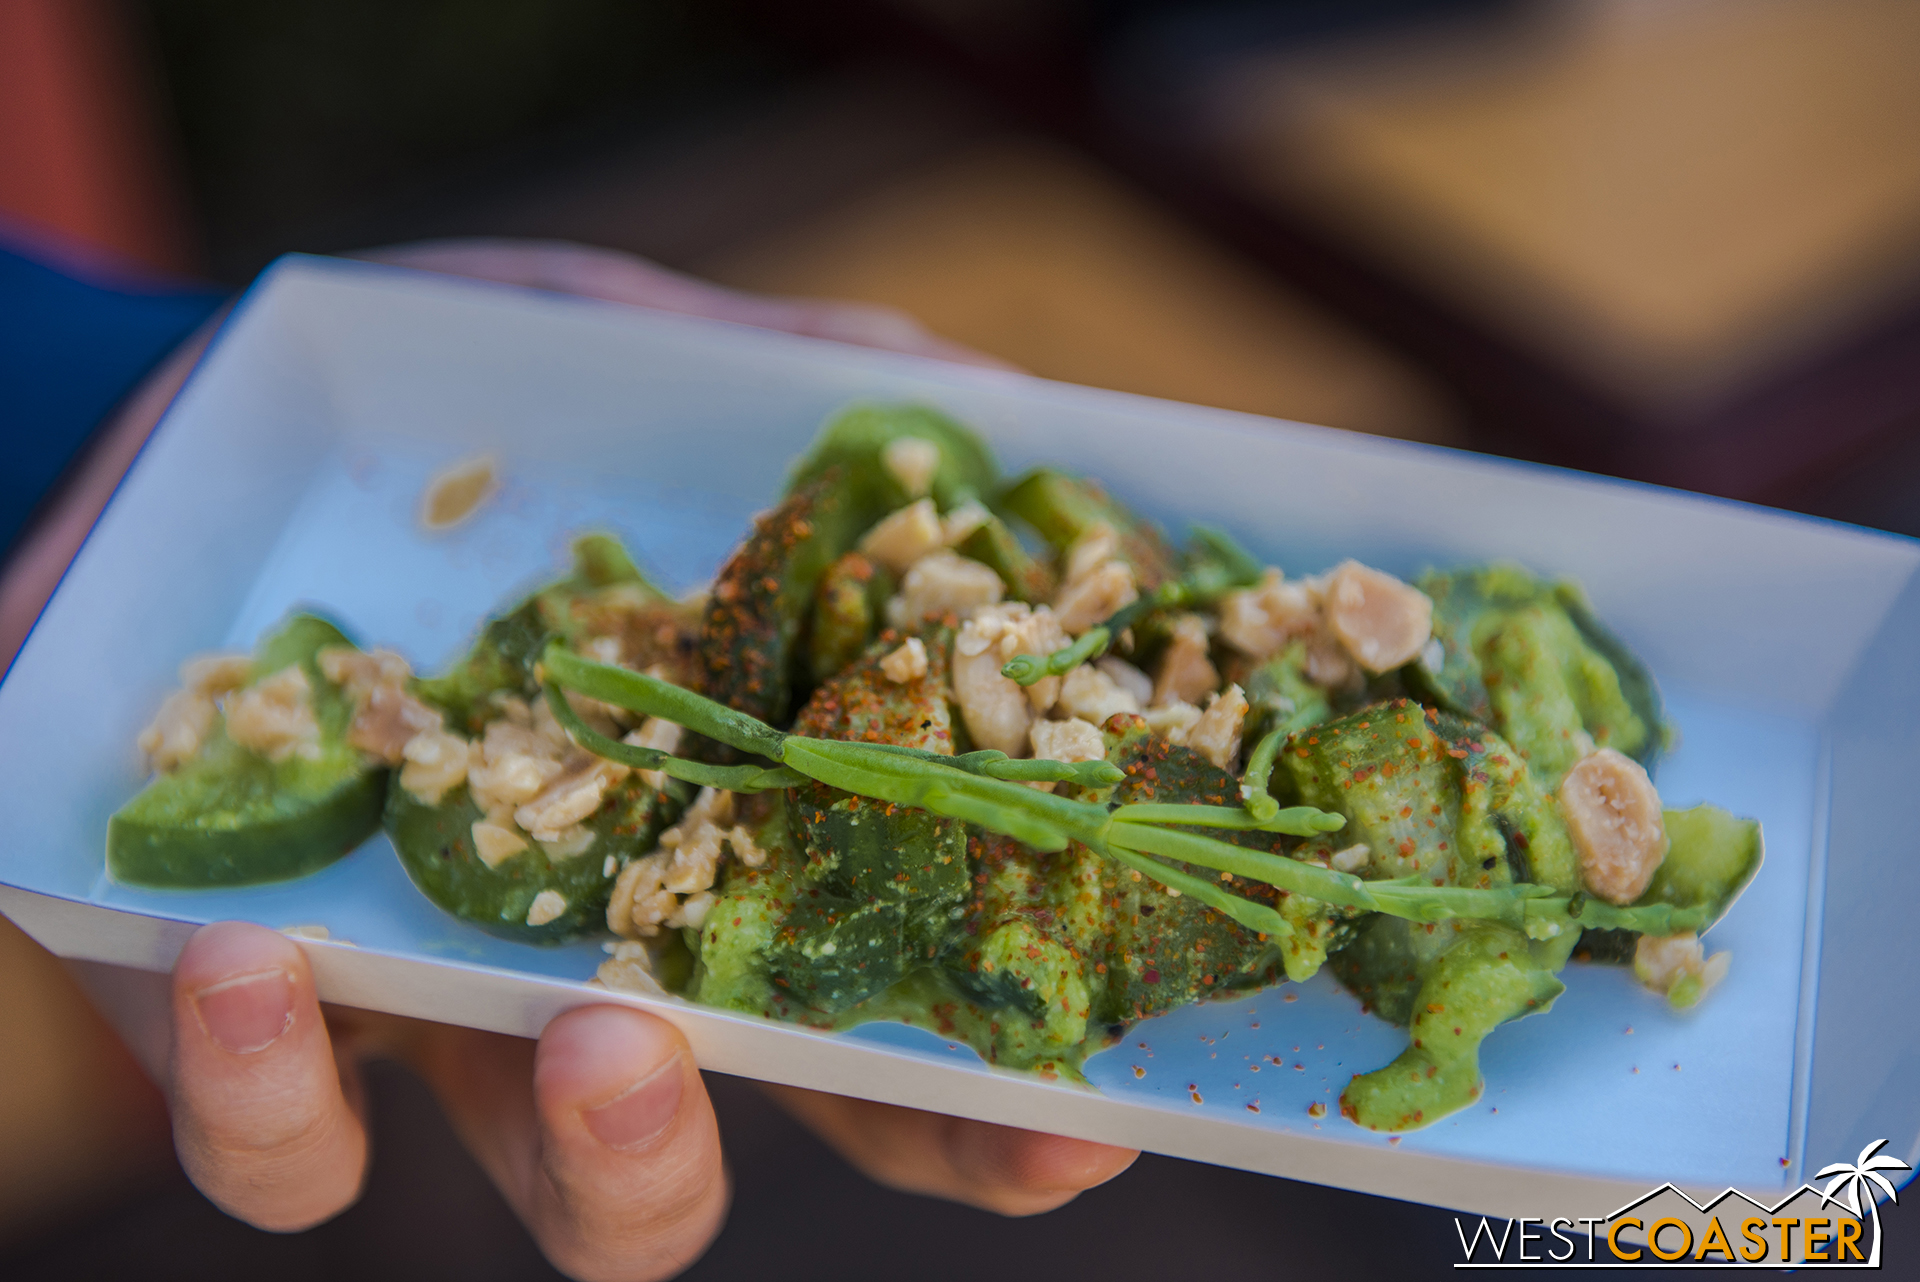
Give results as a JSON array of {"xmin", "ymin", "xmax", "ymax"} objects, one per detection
[{"xmin": 168, "ymin": 922, "xmax": 369, "ymax": 1231}]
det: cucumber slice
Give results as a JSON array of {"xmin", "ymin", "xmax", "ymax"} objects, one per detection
[
  {"xmin": 385, "ymin": 773, "xmax": 686, "ymax": 944},
  {"xmin": 107, "ymin": 613, "xmax": 384, "ymax": 888}
]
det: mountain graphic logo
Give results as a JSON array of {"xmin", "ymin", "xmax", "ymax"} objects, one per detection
[{"xmin": 1453, "ymin": 1140, "xmax": 1911, "ymax": 1268}]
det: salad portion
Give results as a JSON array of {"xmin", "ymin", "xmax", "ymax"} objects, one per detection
[{"xmin": 109, "ymin": 404, "xmax": 1762, "ymax": 1132}]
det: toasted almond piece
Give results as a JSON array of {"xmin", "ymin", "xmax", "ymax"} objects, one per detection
[
  {"xmin": 471, "ymin": 820, "xmax": 529, "ymax": 869},
  {"xmin": 180, "ymin": 653, "xmax": 254, "ymax": 698},
  {"xmin": 1030, "ymin": 716, "xmax": 1106, "ymax": 764},
  {"xmin": 1561, "ymin": 748, "xmax": 1668, "ymax": 905},
  {"xmin": 880, "ymin": 636, "xmax": 930, "ymax": 683},
  {"xmin": 515, "ymin": 754, "xmax": 628, "ymax": 843},
  {"xmin": 1303, "ymin": 634, "xmax": 1360, "ymax": 689},
  {"xmin": 953, "ymin": 609, "xmax": 1034, "ymax": 756},
  {"xmin": 728, "ymin": 823, "xmax": 768, "ymax": 869},
  {"xmin": 1153, "ymin": 614, "xmax": 1219, "ymax": 707},
  {"xmin": 939, "ymin": 499, "xmax": 992, "ymax": 546},
  {"xmin": 624, "ymin": 717, "xmax": 683, "ymax": 790},
  {"xmin": 1185, "ymin": 684, "xmax": 1248, "ymax": 770},
  {"xmin": 882, "ymin": 436, "xmax": 940, "ymax": 498},
  {"xmin": 1025, "ymin": 716, "xmax": 1106, "ymax": 793},
  {"xmin": 400, "ymin": 728, "xmax": 470, "ymax": 804},
  {"xmin": 1058, "ymin": 664, "xmax": 1141, "ymax": 727},
  {"xmin": 316, "ymin": 646, "xmax": 411, "ymax": 699},
  {"xmin": 1064, "ymin": 524, "xmax": 1119, "ymax": 584},
  {"xmin": 138, "ymin": 689, "xmax": 218, "ymax": 772},
  {"xmin": 539, "ymin": 824, "xmax": 597, "ymax": 859},
  {"xmin": 348, "ymin": 686, "xmax": 445, "ymax": 764},
  {"xmin": 669, "ymin": 889, "xmax": 718, "ymax": 930},
  {"xmin": 659, "ymin": 788, "xmax": 736, "ymax": 894},
  {"xmin": 1323, "ymin": 560, "xmax": 1433, "ymax": 674},
  {"xmin": 421, "ymin": 454, "xmax": 498, "ymax": 529},
  {"xmin": 225, "ymin": 665, "xmax": 322, "ymax": 762},
  {"xmin": 608, "ymin": 852, "xmax": 674, "ymax": 939},
  {"xmin": 596, "ymin": 952, "xmax": 667, "ymax": 996},
  {"xmin": 970, "ymin": 604, "xmax": 1068, "ymax": 714},
  {"xmin": 525, "ymin": 889, "xmax": 568, "ymax": 927},
  {"xmin": 1330, "ymin": 843, "xmax": 1372, "ymax": 873},
  {"xmin": 1095, "ymin": 656, "xmax": 1153, "ymax": 706},
  {"xmin": 860, "ymin": 499, "xmax": 946, "ymax": 573},
  {"xmin": 1217, "ymin": 570, "xmax": 1319, "ymax": 660},
  {"xmin": 1143, "ymin": 700, "xmax": 1201, "ymax": 744},
  {"xmin": 1633, "ymin": 933, "xmax": 1702, "ymax": 993},
  {"xmin": 1053, "ymin": 560, "xmax": 1136, "ymax": 635},
  {"xmin": 888, "ymin": 550, "xmax": 1005, "ymax": 627}
]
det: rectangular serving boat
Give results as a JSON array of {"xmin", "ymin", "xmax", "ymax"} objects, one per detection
[{"xmin": 3, "ymin": 255, "xmax": 1916, "ymax": 1219}]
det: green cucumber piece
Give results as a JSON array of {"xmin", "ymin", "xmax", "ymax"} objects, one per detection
[
  {"xmin": 786, "ymin": 402, "xmax": 1000, "ymax": 511},
  {"xmin": 107, "ymin": 613, "xmax": 384, "ymax": 888},
  {"xmin": 384, "ymin": 771, "xmax": 687, "ymax": 944},
  {"xmin": 1413, "ymin": 565, "xmax": 1667, "ymax": 788},
  {"xmin": 998, "ymin": 467, "xmax": 1177, "ymax": 592}
]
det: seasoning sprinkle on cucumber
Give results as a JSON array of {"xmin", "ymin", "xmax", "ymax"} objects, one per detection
[{"xmin": 108, "ymin": 401, "xmax": 1762, "ymax": 1130}]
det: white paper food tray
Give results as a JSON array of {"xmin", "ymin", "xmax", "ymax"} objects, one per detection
[{"xmin": 3, "ymin": 255, "xmax": 1915, "ymax": 1220}]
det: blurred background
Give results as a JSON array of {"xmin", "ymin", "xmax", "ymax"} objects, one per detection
[{"xmin": 2, "ymin": 0, "xmax": 1916, "ymax": 1276}]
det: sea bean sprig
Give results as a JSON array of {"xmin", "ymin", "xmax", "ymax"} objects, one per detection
[
  {"xmin": 540, "ymin": 646, "xmax": 1711, "ymax": 937},
  {"xmin": 1000, "ymin": 524, "xmax": 1265, "ymax": 686},
  {"xmin": 1236, "ymin": 726, "xmax": 1289, "ymax": 823}
]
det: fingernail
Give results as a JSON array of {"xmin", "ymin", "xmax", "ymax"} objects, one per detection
[
  {"xmin": 191, "ymin": 968, "xmax": 294, "ymax": 1054},
  {"xmin": 583, "ymin": 1054, "xmax": 684, "ymax": 1152}
]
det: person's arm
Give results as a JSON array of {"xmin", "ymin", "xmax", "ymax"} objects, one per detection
[{"xmin": 2, "ymin": 240, "xmax": 1134, "ymax": 1278}]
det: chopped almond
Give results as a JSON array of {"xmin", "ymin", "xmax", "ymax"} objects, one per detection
[
  {"xmin": 224, "ymin": 666, "xmax": 322, "ymax": 762},
  {"xmin": 1058, "ymin": 664, "xmax": 1141, "ymax": 726},
  {"xmin": 1030, "ymin": 717, "xmax": 1106, "ymax": 764},
  {"xmin": 1053, "ymin": 560, "xmax": 1136, "ymax": 635},
  {"xmin": 525, "ymin": 889, "xmax": 568, "ymax": 927},
  {"xmin": 860, "ymin": 499, "xmax": 946, "ymax": 573},
  {"xmin": 880, "ymin": 636, "xmax": 930, "ymax": 683},
  {"xmin": 1218, "ymin": 570, "xmax": 1317, "ymax": 660},
  {"xmin": 399, "ymin": 729, "xmax": 470, "ymax": 805},
  {"xmin": 1153, "ymin": 614, "xmax": 1219, "ymax": 707},
  {"xmin": 1185, "ymin": 684, "xmax": 1248, "ymax": 770},
  {"xmin": 179, "ymin": 653, "xmax": 253, "ymax": 698},
  {"xmin": 471, "ymin": 820, "xmax": 528, "ymax": 869},
  {"xmin": 888, "ymin": 550, "xmax": 1005, "ymax": 626},
  {"xmin": 421, "ymin": 454, "xmax": 498, "ymax": 529},
  {"xmin": 1323, "ymin": 561, "xmax": 1433, "ymax": 674},
  {"xmin": 138, "ymin": 689, "xmax": 218, "ymax": 773},
  {"xmin": 1561, "ymin": 749, "xmax": 1668, "ymax": 904},
  {"xmin": 881, "ymin": 436, "xmax": 940, "ymax": 497}
]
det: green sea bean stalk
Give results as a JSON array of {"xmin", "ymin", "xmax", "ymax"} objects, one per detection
[{"xmin": 540, "ymin": 647, "xmax": 1712, "ymax": 940}]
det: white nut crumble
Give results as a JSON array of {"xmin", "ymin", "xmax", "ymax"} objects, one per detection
[
  {"xmin": 1323, "ymin": 560, "xmax": 1433, "ymax": 674},
  {"xmin": 224, "ymin": 665, "xmax": 323, "ymax": 762},
  {"xmin": 888, "ymin": 550, "xmax": 1005, "ymax": 626},
  {"xmin": 1184, "ymin": 684, "xmax": 1248, "ymax": 770},
  {"xmin": 881, "ymin": 435, "xmax": 940, "ymax": 498},
  {"xmin": 420, "ymin": 454, "xmax": 498, "ymax": 530},
  {"xmin": 525, "ymin": 889, "xmax": 568, "ymax": 927},
  {"xmin": 1560, "ymin": 748, "xmax": 1668, "ymax": 905},
  {"xmin": 860, "ymin": 498, "xmax": 946, "ymax": 573},
  {"xmin": 879, "ymin": 636, "xmax": 929, "ymax": 683},
  {"xmin": 1152, "ymin": 614, "xmax": 1219, "ymax": 707}
]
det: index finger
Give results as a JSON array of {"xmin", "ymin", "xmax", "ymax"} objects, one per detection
[{"xmin": 763, "ymin": 1084, "xmax": 1138, "ymax": 1217}]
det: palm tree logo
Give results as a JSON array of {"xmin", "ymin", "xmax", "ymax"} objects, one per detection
[{"xmin": 1816, "ymin": 1138, "xmax": 1911, "ymax": 1266}]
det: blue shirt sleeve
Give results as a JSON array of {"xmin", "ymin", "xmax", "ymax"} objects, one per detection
[{"xmin": 0, "ymin": 237, "xmax": 227, "ymax": 558}]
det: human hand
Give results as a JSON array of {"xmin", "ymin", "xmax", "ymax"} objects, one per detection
[
  {"xmin": 166, "ymin": 922, "xmax": 725, "ymax": 1279},
  {"xmin": 13, "ymin": 237, "xmax": 1132, "ymax": 1274},
  {"xmin": 163, "ymin": 918, "xmax": 1133, "ymax": 1281}
]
